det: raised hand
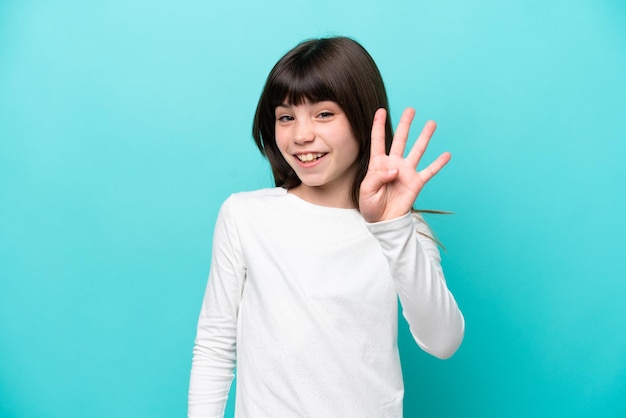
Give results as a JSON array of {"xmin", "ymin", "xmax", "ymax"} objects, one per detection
[{"xmin": 359, "ymin": 108, "xmax": 451, "ymax": 223}]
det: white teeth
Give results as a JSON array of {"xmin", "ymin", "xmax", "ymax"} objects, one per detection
[{"xmin": 297, "ymin": 153, "xmax": 324, "ymax": 162}]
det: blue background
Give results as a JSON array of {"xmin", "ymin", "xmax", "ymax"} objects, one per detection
[{"xmin": 1, "ymin": 0, "xmax": 625, "ymax": 417}]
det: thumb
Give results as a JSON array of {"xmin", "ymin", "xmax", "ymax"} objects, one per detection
[{"xmin": 360, "ymin": 167, "xmax": 399, "ymax": 195}]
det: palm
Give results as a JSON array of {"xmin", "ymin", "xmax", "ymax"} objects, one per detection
[{"xmin": 359, "ymin": 108, "xmax": 450, "ymax": 223}]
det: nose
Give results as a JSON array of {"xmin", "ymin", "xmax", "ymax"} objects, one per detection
[{"xmin": 294, "ymin": 119, "xmax": 315, "ymax": 145}]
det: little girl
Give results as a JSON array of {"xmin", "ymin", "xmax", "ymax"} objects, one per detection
[{"xmin": 188, "ymin": 36, "xmax": 464, "ymax": 418}]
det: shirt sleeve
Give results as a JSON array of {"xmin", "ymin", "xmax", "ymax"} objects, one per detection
[
  {"xmin": 366, "ymin": 212, "xmax": 465, "ymax": 359},
  {"xmin": 188, "ymin": 197, "xmax": 246, "ymax": 417}
]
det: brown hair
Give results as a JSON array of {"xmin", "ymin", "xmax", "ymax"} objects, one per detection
[{"xmin": 252, "ymin": 36, "xmax": 393, "ymax": 209}]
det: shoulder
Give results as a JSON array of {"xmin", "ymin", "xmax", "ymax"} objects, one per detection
[
  {"xmin": 229, "ymin": 187, "xmax": 287, "ymax": 201},
  {"xmin": 218, "ymin": 187, "xmax": 288, "ymax": 220},
  {"xmin": 223, "ymin": 187, "xmax": 286, "ymax": 208}
]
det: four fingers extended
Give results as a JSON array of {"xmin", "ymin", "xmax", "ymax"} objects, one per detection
[
  {"xmin": 361, "ymin": 107, "xmax": 450, "ymax": 222},
  {"xmin": 370, "ymin": 107, "xmax": 450, "ymax": 175}
]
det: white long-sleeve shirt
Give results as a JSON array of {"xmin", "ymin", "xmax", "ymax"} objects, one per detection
[{"xmin": 189, "ymin": 187, "xmax": 464, "ymax": 418}]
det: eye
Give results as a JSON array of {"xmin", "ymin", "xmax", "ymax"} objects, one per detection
[
  {"xmin": 277, "ymin": 115, "xmax": 294, "ymax": 122},
  {"xmin": 318, "ymin": 111, "xmax": 334, "ymax": 119}
]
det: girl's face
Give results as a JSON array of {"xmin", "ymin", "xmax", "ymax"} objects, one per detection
[{"xmin": 274, "ymin": 100, "xmax": 360, "ymax": 208}]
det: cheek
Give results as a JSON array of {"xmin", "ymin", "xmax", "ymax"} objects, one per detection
[
  {"xmin": 274, "ymin": 129, "xmax": 296, "ymax": 166},
  {"xmin": 274, "ymin": 127, "xmax": 289, "ymax": 151},
  {"xmin": 348, "ymin": 144, "xmax": 361, "ymax": 167},
  {"xmin": 345, "ymin": 134, "xmax": 361, "ymax": 163}
]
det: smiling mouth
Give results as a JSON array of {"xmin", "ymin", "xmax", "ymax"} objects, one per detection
[{"xmin": 296, "ymin": 153, "xmax": 325, "ymax": 162}]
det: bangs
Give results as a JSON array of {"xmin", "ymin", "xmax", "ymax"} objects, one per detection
[{"xmin": 268, "ymin": 61, "xmax": 342, "ymax": 108}]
